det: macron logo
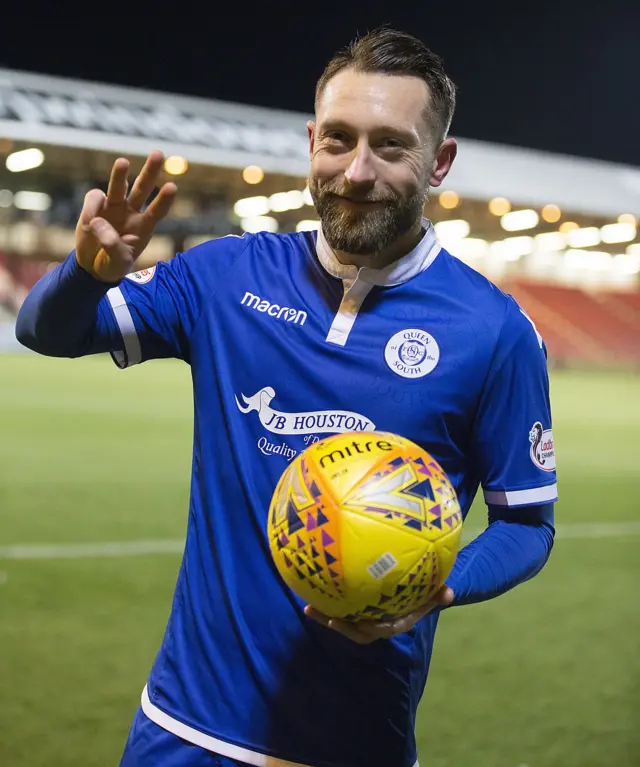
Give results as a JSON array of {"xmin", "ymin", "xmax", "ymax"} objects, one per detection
[{"xmin": 241, "ymin": 291, "xmax": 307, "ymax": 326}]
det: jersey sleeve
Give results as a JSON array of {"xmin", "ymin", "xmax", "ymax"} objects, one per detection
[
  {"xmin": 106, "ymin": 235, "xmax": 249, "ymax": 368},
  {"xmin": 471, "ymin": 297, "xmax": 558, "ymax": 508}
]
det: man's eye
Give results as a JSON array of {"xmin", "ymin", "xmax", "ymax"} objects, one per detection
[
  {"xmin": 326, "ymin": 132, "xmax": 348, "ymax": 143},
  {"xmin": 380, "ymin": 138, "xmax": 404, "ymax": 149}
]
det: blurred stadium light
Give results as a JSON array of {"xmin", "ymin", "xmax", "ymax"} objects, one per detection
[{"xmin": 5, "ymin": 147, "xmax": 44, "ymax": 172}]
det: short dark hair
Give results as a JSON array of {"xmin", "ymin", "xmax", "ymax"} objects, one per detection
[{"xmin": 315, "ymin": 27, "xmax": 457, "ymax": 142}]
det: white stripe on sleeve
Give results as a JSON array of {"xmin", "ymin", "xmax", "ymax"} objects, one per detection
[
  {"xmin": 107, "ymin": 286, "xmax": 142, "ymax": 368},
  {"xmin": 483, "ymin": 483, "xmax": 558, "ymax": 507}
]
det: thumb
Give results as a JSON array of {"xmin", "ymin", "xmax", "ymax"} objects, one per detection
[
  {"xmin": 89, "ymin": 218, "xmax": 134, "ymax": 264},
  {"xmin": 433, "ymin": 586, "xmax": 455, "ymax": 606},
  {"xmin": 89, "ymin": 217, "xmax": 137, "ymax": 282}
]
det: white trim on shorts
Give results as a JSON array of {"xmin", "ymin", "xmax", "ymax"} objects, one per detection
[{"xmin": 140, "ymin": 685, "xmax": 419, "ymax": 767}]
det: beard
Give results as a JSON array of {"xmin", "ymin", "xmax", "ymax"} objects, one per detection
[{"xmin": 309, "ymin": 176, "xmax": 427, "ymax": 255}]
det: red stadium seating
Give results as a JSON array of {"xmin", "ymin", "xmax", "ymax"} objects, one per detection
[
  {"xmin": 598, "ymin": 291, "xmax": 640, "ymax": 324},
  {"xmin": 503, "ymin": 280, "xmax": 640, "ymax": 367}
]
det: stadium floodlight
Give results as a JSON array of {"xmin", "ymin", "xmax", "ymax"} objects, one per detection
[
  {"xmin": 438, "ymin": 191, "xmax": 460, "ymax": 210},
  {"xmin": 302, "ymin": 187, "xmax": 314, "ymax": 206},
  {"xmin": 242, "ymin": 165, "xmax": 264, "ymax": 185},
  {"xmin": 564, "ymin": 249, "xmax": 589, "ymax": 269},
  {"xmin": 541, "ymin": 204, "xmax": 561, "ymax": 223},
  {"xmin": 296, "ymin": 220, "xmax": 320, "ymax": 232},
  {"xmin": 6, "ymin": 148, "xmax": 44, "ymax": 173},
  {"xmin": 434, "ymin": 219, "xmax": 470, "ymax": 240},
  {"xmin": 567, "ymin": 227, "xmax": 601, "ymax": 248},
  {"xmin": 456, "ymin": 238, "xmax": 488, "ymax": 259},
  {"xmin": 269, "ymin": 190, "xmax": 305, "ymax": 213},
  {"xmin": 282, "ymin": 190, "xmax": 304, "ymax": 210},
  {"xmin": 164, "ymin": 156, "xmax": 188, "ymax": 175},
  {"xmin": 240, "ymin": 216, "xmax": 278, "ymax": 233},
  {"xmin": 234, "ymin": 196, "xmax": 270, "ymax": 218},
  {"xmin": 268, "ymin": 192, "xmax": 291, "ymax": 213},
  {"xmin": 491, "ymin": 236, "xmax": 534, "ymax": 261},
  {"xmin": 488, "ymin": 197, "xmax": 511, "ymax": 216},
  {"xmin": 565, "ymin": 249, "xmax": 612, "ymax": 271},
  {"xmin": 600, "ymin": 222, "xmax": 636, "ymax": 244},
  {"xmin": 0, "ymin": 189, "xmax": 13, "ymax": 207},
  {"xmin": 559, "ymin": 221, "xmax": 579, "ymax": 233},
  {"xmin": 617, "ymin": 213, "xmax": 637, "ymax": 226},
  {"xmin": 535, "ymin": 232, "xmax": 567, "ymax": 251},
  {"xmin": 589, "ymin": 251, "xmax": 614, "ymax": 271},
  {"xmin": 500, "ymin": 209, "xmax": 539, "ymax": 232},
  {"xmin": 614, "ymin": 252, "xmax": 640, "ymax": 274},
  {"xmin": 14, "ymin": 191, "xmax": 51, "ymax": 211},
  {"xmin": 503, "ymin": 235, "xmax": 534, "ymax": 257},
  {"xmin": 626, "ymin": 243, "xmax": 640, "ymax": 256}
]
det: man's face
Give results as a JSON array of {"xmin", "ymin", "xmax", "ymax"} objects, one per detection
[{"xmin": 308, "ymin": 69, "xmax": 437, "ymax": 255}]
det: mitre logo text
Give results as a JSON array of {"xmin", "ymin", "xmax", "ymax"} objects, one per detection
[{"xmin": 318, "ymin": 438, "xmax": 393, "ymax": 468}]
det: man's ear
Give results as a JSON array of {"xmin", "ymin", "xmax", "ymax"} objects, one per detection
[
  {"xmin": 307, "ymin": 120, "xmax": 316, "ymax": 159},
  {"xmin": 429, "ymin": 137, "xmax": 458, "ymax": 188}
]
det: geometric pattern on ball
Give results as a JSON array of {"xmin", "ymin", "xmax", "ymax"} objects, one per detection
[
  {"xmin": 342, "ymin": 451, "xmax": 462, "ymax": 538},
  {"xmin": 268, "ymin": 431, "xmax": 463, "ymax": 621},
  {"xmin": 269, "ymin": 457, "xmax": 346, "ymax": 604}
]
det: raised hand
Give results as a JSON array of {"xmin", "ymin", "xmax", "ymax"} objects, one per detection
[{"xmin": 75, "ymin": 150, "xmax": 177, "ymax": 283}]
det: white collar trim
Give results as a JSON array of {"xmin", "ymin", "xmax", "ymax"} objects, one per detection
[{"xmin": 315, "ymin": 218, "xmax": 441, "ymax": 287}]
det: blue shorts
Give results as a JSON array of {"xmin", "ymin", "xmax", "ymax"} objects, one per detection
[{"xmin": 120, "ymin": 706, "xmax": 247, "ymax": 767}]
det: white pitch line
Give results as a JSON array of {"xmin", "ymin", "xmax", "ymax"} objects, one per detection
[
  {"xmin": 552, "ymin": 522, "xmax": 640, "ymax": 539},
  {"xmin": 0, "ymin": 539, "xmax": 185, "ymax": 560},
  {"xmin": 0, "ymin": 522, "xmax": 639, "ymax": 561}
]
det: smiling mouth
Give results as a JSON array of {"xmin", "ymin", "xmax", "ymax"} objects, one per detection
[{"xmin": 334, "ymin": 195, "xmax": 384, "ymax": 206}]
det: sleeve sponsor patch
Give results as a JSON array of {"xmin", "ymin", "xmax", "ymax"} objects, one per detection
[
  {"xmin": 529, "ymin": 422, "xmax": 555, "ymax": 471},
  {"xmin": 126, "ymin": 265, "xmax": 156, "ymax": 284}
]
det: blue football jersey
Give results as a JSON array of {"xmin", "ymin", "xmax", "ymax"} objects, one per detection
[{"xmin": 93, "ymin": 221, "xmax": 557, "ymax": 767}]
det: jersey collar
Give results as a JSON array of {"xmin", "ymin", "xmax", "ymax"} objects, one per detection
[{"xmin": 315, "ymin": 217, "xmax": 441, "ymax": 287}]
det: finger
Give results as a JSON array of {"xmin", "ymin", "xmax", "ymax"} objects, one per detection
[
  {"xmin": 393, "ymin": 598, "xmax": 442, "ymax": 632},
  {"xmin": 89, "ymin": 217, "xmax": 132, "ymax": 264},
  {"xmin": 327, "ymin": 618, "xmax": 378, "ymax": 644},
  {"xmin": 433, "ymin": 586, "xmax": 455, "ymax": 606},
  {"xmin": 390, "ymin": 612, "xmax": 422, "ymax": 633},
  {"xmin": 357, "ymin": 610, "xmax": 424, "ymax": 639},
  {"xmin": 78, "ymin": 189, "xmax": 106, "ymax": 232},
  {"xmin": 128, "ymin": 151, "xmax": 165, "ymax": 210},
  {"xmin": 350, "ymin": 619, "xmax": 402, "ymax": 640},
  {"xmin": 304, "ymin": 606, "xmax": 331, "ymax": 627},
  {"xmin": 144, "ymin": 182, "xmax": 177, "ymax": 224},
  {"xmin": 305, "ymin": 608, "xmax": 376, "ymax": 643},
  {"xmin": 389, "ymin": 587, "xmax": 455, "ymax": 632},
  {"xmin": 106, "ymin": 158, "xmax": 130, "ymax": 205}
]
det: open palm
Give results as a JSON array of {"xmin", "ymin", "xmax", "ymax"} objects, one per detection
[{"xmin": 75, "ymin": 151, "xmax": 177, "ymax": 283}]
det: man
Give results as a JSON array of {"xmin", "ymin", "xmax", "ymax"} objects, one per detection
[{"xmin": 16, "ymin": 27, "xmax": 557, "ymax": 767}]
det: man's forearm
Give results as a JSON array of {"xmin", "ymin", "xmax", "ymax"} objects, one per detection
[
  {"xmin": 445, "ymin": 516, "xmax": 555, "ymax": 607},
  {"xmin": 15, "ymin": 252, "xmax": 118, "ymax": 357}
]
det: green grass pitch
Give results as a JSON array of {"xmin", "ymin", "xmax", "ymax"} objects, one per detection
[{"xmin": 0, "ymin": 354, "xmax": 638, "ymax": 767}]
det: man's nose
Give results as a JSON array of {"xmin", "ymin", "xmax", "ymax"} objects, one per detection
[{"xmin": 344, "ymin": 142, "xmax": 376, "ymax": 187}]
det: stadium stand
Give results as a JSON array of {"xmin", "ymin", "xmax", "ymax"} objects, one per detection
[
  {"xmin": 504, "ymin": 281, "xmax": 640, "ymax": 367},
  {"xmin": 0, "ymin": 68, "xmax": 638, "ymax": 367}
]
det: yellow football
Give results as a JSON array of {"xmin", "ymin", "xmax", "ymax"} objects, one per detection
[{"xmin": 268, "ymin": 431, "xmax": 462, "ymax": 621}]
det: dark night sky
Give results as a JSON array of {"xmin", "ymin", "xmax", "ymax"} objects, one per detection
[{"xmin": 2, "ymin": 4, "xmax": 640, "ymax": 166}]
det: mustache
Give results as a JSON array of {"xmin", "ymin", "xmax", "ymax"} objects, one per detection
[{"xmin": 317, "ymin": 183, "xmax": 398, "ymax": 205}]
